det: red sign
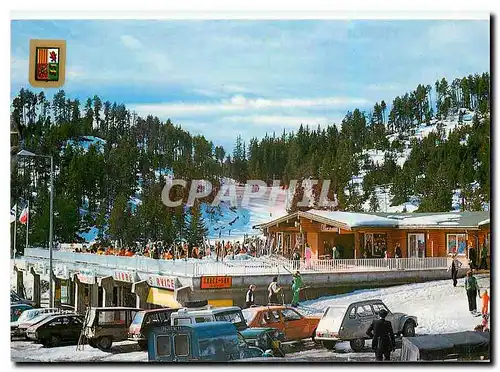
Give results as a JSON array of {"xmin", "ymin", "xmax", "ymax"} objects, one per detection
[
  {"xmin": 147, "ymin": 275, "xmax": 176, "ymax": 290},
  {"xmin": 200, "ymin": 276, "xmax": 232, "ymax": 289}
]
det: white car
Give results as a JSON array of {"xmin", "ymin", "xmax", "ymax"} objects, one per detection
[{"xmin": 315, "ymin": 299, "xmax": 418, "ymax": 352}]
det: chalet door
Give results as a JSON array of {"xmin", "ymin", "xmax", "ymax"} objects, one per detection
[{"xmin": 407, "ymin": 233, "xmax": 425, "ymax": 258}]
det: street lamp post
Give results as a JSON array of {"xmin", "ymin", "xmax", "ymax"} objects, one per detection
[{"xmin": 17, "ymin": 150, "xmax": 55, "ymax": 308}]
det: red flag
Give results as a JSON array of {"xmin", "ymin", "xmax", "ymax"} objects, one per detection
[{"xmin": 19, "ymin": 206, "xmax": 28, "ymax": 225}]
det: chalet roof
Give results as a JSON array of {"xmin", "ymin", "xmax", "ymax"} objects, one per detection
[{"xmin": 254, "ymin": 210, "xmax": 490, "ymax": 231}]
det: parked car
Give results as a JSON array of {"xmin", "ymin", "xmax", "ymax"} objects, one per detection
[
  {"xmin": 171, "ymin": 306, "xmax": 248, "ymax": 331},
  {"xmin": 11, "ymin": 290, "xmax": 35, "ymax": 307},
  {"xmin": 82, "ymin": 307, "xmax": 141, "ymax": 350},
  {"xmin": 25, "ymin": 313, "xmax": 84, "ymax": 347},
  {"xmin": 11, "ymin": 304, "xmax": 33, "ymax": 323},
  {"xmin": 239, "ymin": 326, "xmax": 286, "ymax": 357},
  {"xmin": 242, "ymin": 305, "xmax": 321, "ymax": 342},
  {"xmin": 314, "ymin": 299, "xmax": 418, "ymax": 352},
  {"xmin": 148, "ymin": 322, "xmax": 267, "ymax": 362},
  {"xmin": 12, "ymin": 308, "xmax": 66, "ymax": 338},
  {"xmin": 128, "ymin": 308, "xmax": 177, "ymax": 350},
  {"xmin": 171, "ymin": 305, "xmax": 285, "ymax": 356},
  {"xmin": 171, "ymin": 305, "xmax": 285, "ymax": 355}
]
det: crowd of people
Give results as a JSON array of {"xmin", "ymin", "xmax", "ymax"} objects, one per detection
[{"xmin": 72, "ymin": 239, "xmax": 262, "ymax": 261}]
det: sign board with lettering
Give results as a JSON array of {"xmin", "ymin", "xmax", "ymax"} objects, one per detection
[
  {"xmin": 321, "ymin": 224, "xmax": 340, "ymax": 233},
  {"xmin": 77, "ymin": 268, "xmax": 96, "ymax": 284},
  {"xmin": 200, "ymin": 276, "xmax": 232, "ymax": 289},
  {"xmin": 113, "ymin": 270, "xmax": 136, "ymax": 283},
  {"xmin": 54, "ymin": 264, "xmax": 69, "ymax": 279},
  {"xmin": 147, "ymin": 275, "xmax": 176, "ymax": 290}
]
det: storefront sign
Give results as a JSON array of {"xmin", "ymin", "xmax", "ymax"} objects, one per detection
[
  {"xmin": 77, "ymin": 268, "xmax": 96, "ymax": 284},
  {"xmin": 200, "ymin": 276, "xmax": 232, "ymax": 289},
  {"xmin": 147, "ymin": 275, "xmax": 176, "ymax": 290},
  {"xmin": 113, "ymin": 270, "xmax": 136, "ymax": 283},
  {"xmin": 54, "ymin": 264, "xmax": 69, "ymax": 279},
  {"xmin": 321, "ymin": 224, "xmax": 340, "ymax": 233}
]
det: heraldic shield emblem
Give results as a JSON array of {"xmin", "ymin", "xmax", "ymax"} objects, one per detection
[{"xmin": 29, "ymin": 39, "xmax": 66, "ymax": 88}]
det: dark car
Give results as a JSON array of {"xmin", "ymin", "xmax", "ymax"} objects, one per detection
[
  {"xmin": 26, "ymin": 313, "xmax": 84, "ymax": 347},
  {"xmin": 128, "ymin": 308, "xmax": 177, "ymax": 350},
  {"xmin": 240, "ymin": 327, "xmax": 286, "ymax": 357}
]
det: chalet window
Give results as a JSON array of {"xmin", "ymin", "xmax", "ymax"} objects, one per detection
[
  {"xmin": 407, "ymin": 233, "xmax": 425, "ymax": 258},
  {"xmin": 363, "ymin": 233, "xmax": 387, "ymax": 257},
  {"xmin": 446, "ymin": 233, "xmax": 467, "ymax": 256}
]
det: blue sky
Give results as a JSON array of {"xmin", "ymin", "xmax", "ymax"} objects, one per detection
[{"xmin": 11, "ymin": 20, "xmax": 489, "ymax": 150}]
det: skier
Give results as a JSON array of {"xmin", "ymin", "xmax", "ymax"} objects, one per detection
[
  {"xmin": 464, "ymin": 270, "xmax": 480, "ymax": 315},
  {"xmin": 268, "ymin": 277, "xmax": 282, "ymax": 305},
  {"xmin": 245, "ymin": 285, "xmax": 256, "ymax": 308},
  {"xmin": 447, "ymin": 253, "xmax": 462, "ymax": 287},
  {"xmin": 291, "ymin": 271, "xmax": 303, "ymax": 307},
  {"xmin": 366, "ymin": 308, "xmax": 396, "ymax": 361}
]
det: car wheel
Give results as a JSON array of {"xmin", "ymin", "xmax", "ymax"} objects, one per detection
[
  {"xmin": 402, "ymin": 321, "xmax": 416, "ymax": 337},
  {"xmin": 349, "ymin": 338, "xmax": 365, "ymax": 352},
  {"xmin": 97, "ymin": 336, "xmax": 113, "ymax": 351},
  {"xmin": 322, "ymin": 341, "xmax": 336, "ymax": 350},
  {"xmin": 49, "ymin": 335, "xmax": 61, "ymax": 347},
  {"xmin": 138, "ymin": 341, "xmax": 148, "ymax": 351},
  {"xmin": 87, "ymin": 339, "xmax": 96, "ymax": 348}
]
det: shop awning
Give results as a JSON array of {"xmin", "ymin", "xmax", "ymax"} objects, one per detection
[{"xmin": 146, "ymin": 288, "xmax": 182, "ymax": 308}]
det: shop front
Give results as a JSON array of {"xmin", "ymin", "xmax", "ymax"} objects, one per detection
[
  {"xmin": 113, "ymin": 270, "xmax": 137, "ymax": 307},
  {"xmin": 146, "ymin": 274, "xmax": 182, "ymax": 309}
]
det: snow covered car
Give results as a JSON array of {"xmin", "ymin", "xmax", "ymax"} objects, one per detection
[
  {"xmin": 242, "ymin": 306, "xmax": 320, "ymax": 342},
  {"xmin": 314, "ymin": 299, "xmax": 418, "ymax": 352}
]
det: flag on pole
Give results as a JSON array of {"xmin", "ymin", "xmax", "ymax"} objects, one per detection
[
  {"xmin": 10, "ymin": 204, "xmax": 17, "ymax": 223},
  {"xmin": 19, "ymin": 206, "xmax": 28, "ymax": 225}
]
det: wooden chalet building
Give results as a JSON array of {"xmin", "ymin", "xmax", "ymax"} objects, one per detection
[{"xmin": 254, "ymin": 210, "xmax": 490, "ymax": 265}]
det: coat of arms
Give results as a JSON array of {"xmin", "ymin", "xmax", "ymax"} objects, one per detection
[{"xmin": 29, "ymin": 39, "xmax": 66, "ymax": 88}]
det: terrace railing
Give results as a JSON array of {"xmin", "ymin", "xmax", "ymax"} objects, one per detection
[{"xmin": 22, "ymin": 248, "xmax": 450, "ymax": 278}]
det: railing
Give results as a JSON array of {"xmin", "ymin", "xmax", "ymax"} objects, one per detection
[{"xmin": 22, "ymin": 248, "xmax": 450, "ymax": 278}]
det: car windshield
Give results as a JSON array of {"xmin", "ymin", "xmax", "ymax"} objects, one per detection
[
  {"xmin": 18, "ymin": 309, "xmax": 41, "ymax": 322},
  {"xmin": 131, "ymin": 312, "xmax": 145, "ymax": 326},
  {"xmin": 214, "ymin": 310, "xmax": 246, "ymax": 330},
  {"xmin": 29, "ymin": 313, "xmax": 53, "ymax": 325},
  {"xmin": 323, "ymin": 306, "xmax": 347, "ymax": 318},
  {"xmin": 241, "ymin": 308, "xmax": 259, "ymax": 325}
]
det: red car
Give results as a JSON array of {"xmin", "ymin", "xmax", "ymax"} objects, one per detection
[{"xmin": 242, "ymin": 306, "xmax": 320, "ymax": 341}]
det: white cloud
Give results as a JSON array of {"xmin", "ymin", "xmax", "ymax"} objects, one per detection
[
  {"xmin": 225, "ymin": 115, "xmax": 331, "ymax": 127},
  {"xmin": 120, "ymin": 35, "xmax": 142, "ymax": 49},
  {"xmin": 129, "ymin": 95, "xmax": 369, "ymax": 117}
]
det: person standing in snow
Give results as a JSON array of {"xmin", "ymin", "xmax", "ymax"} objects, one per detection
[
  {"xmin": 448, "ymin": 253, "xmax": 462, "ymax": 287},
  {"xmin": 464, "ymin": 271, "xmax": 480, "ymax": 314},
  {"xmin": 366, "ymin": 308, "xmax": 396, "ymax": 361},
  {"xmin": 291, "ymin": 271, "xmax": 304, "ymax": 307},
  {"xmin": 245, "ymin": 285, "xmax": 256, "ymax": 308},
  {"xmin": 481, "ymin": 290, "xmax": 489, "ymax": 315},
  {"xmin": 268, "ymin": 277, "xmax": 282, "ymax": 305}
]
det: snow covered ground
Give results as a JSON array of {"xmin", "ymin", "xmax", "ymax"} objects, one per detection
[
  {"xmin": 299, "ymin": 274, "xmax": 490, "ymax": 335},
  {"xmin": 11, "ymin": 275, "xmax": 489, "ymax": 362}
]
